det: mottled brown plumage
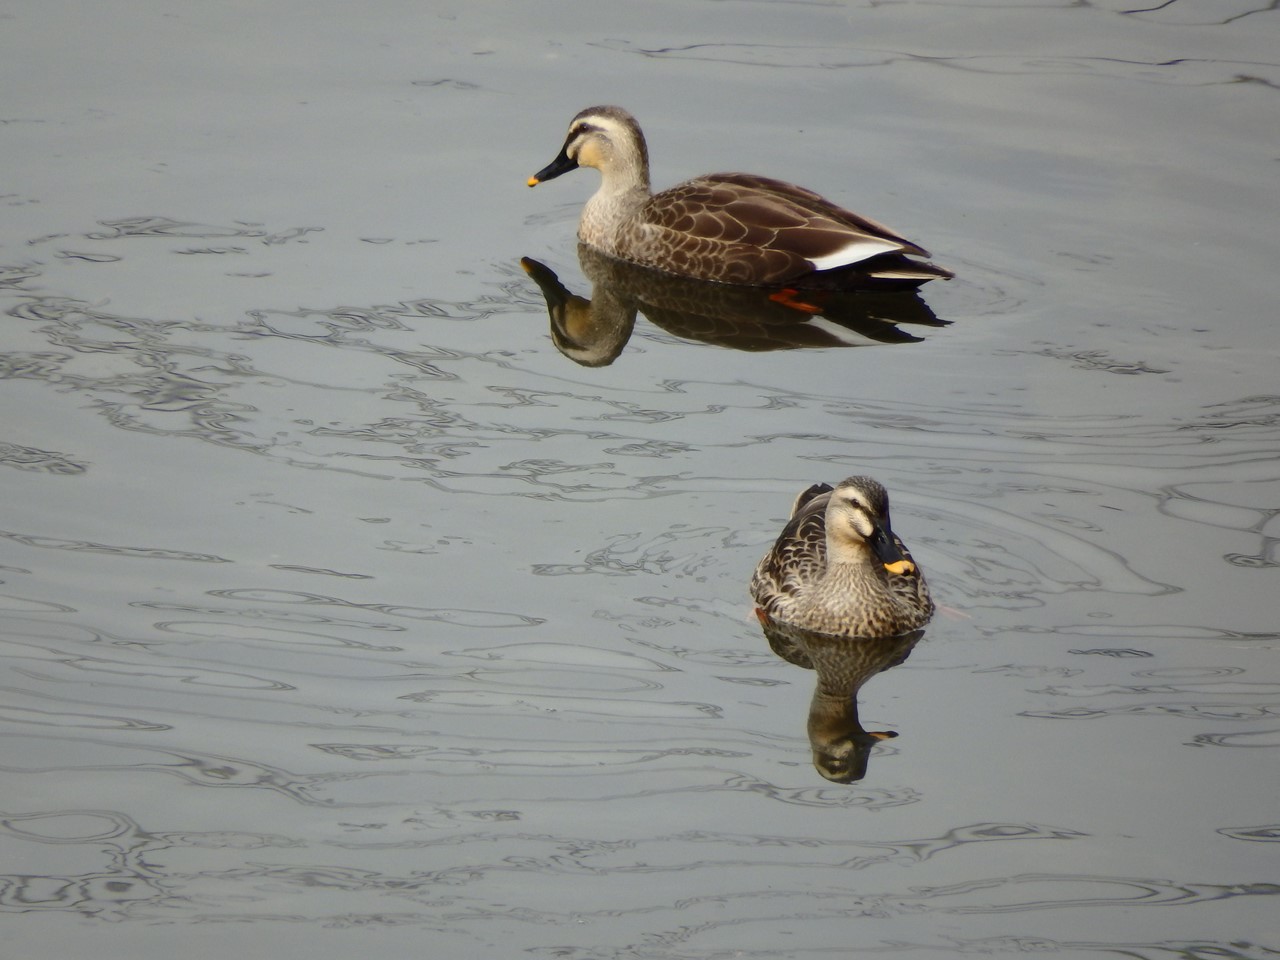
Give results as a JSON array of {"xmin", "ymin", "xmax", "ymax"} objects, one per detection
[
  {"xmin": 751, "ymin": 477, "xmax": 933, "ymax": 639},
  {"xmin": 529, "ymin": 106, "xmax": 952, "ymax": 290}
]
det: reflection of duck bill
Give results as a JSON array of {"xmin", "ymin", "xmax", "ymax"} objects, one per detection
[
  {"xmin": 810, "ymin": 715, "xmax": 897, "ymax": 784},
  {"xmin": 521, "ymin": 247, "xmax": 949, "ymax": 366}
]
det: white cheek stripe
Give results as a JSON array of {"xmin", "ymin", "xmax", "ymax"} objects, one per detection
[{"xmin": 806, "ymin": 237, "xmax": 902, "ymax": 271}]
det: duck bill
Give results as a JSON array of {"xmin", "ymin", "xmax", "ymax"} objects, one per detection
[
  {"xmin": 869, "ymin": 526, "xmax": 916, "ymax": 576},
  {"xmin": 528, "ymin": 146, "xmax": 578, "ymax": 187}
]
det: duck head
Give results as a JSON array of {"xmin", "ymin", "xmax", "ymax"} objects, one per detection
[
  {"xmin": 826, "ymin": 476, "xmax": 916, "ymax": 575},
  {"xmin": 528, "ymin": 105, "xmax": 650, "ymax": 191}
]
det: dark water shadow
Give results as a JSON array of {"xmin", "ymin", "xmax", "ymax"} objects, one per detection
[
  {"xmin": 758, "ymin": 617, "xmax": 924, "ymax": 783},
  {"xmin": 521, "ymin": 244, "xmax": 949, "ymax": 366}
]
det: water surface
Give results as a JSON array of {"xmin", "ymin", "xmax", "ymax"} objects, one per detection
[{"xmin": 2, "ymin": 1, "xmax": 1277, "ymax": 957}]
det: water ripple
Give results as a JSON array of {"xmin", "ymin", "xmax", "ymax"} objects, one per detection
[
  {"xmin": 4, "ymin": 15, "xmax": 1277, "ymax": 942},
  {"xmin": 207, "ymin": 589, "xmax": 544, "ymax": 628},
  {"xmin": 1217, "ymin": 823, "xmax": 1280, "ymax": 842},
  {"xmin": 897, "ymin": 873, "xmax": 1280, "ymax": 914},
  {"xmin": 0, "ymin": 530, "xmax": 229, "ymax": 563},
  {"xmin": 0, "ymin": 441, "xmax": 88, "ymax": 475},
  {"xmin": 590, "ymin": 39, "xmax": 1280, "ymax": 87}
]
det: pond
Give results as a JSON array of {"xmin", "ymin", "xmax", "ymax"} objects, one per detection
[{"xmin": 2, "ymin": 1, "xmax": 1277, "ymax": 957}]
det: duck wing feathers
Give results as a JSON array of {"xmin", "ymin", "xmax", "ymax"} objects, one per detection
[
  {"xmin": 633, "ymin": 173, "xmax": 931, "ymax": 285},
  {"xmin": 751, "ymin": 484, "xmax": 835, "ymax": 617}
]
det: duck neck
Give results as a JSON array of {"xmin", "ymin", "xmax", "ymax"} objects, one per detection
[
  {"xmin": 814, "ymin": 538, "xmax": 889, "ymax": 601},
  {"xmin": 818, "ymin": 556, "xmax": 885, "ymax": 597},
  {"xmin": 579, "ymin": 145, "xmax": 651, "ymax": 251},
  {"xmin": 825, "ymin": 535, "xmax": 877, "ymax": 571}
]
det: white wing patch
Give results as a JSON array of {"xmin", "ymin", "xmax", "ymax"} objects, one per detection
[{"xmin": 806, "ymin": 237, "xmax": 904, "ymax": 271}]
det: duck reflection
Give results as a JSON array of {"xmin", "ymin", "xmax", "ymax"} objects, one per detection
[
  {"xmin": 760, "ymin": 618, "xmax": 923, "ymax": 783},
  {"xmin": 521, "ymin": 244, "xmax": 948, "ymax": 367}
]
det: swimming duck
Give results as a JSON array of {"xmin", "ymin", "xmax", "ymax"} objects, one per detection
[
  {"xmin": 751, "ymin": 477, "xmax": 933, "ymax": 639},
  {"xmin": 528, "ymin": 106, "xmax": 952, "ymax": 290}
]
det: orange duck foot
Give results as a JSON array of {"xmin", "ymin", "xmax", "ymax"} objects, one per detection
[{"xmin": 768, "ymin": 288, "xmax": 823, "ymax": 314}]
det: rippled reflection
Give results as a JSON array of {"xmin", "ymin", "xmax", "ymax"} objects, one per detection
[
  {"xmin": 521, "ymin": 244, "xmax": 947, "ymax": 366},
  {"xmin": 759, "ymin": 621, "xmax": 923, "ymax": 782}
]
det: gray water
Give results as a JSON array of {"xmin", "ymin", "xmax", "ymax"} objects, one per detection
[{"xmin": 2, "ymin": 1, "xmax": 1278, "ymax": 957}]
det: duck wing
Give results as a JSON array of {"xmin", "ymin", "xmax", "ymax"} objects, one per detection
[
  {"xmin": 715, "ymin": 174, "xmax": 929, "ymax": 255},
  {"xmin": 751, "ymin": 485, "xmax": 833, "ymax": 616},
  {"xmin": 635, "ymin": 174, "xmax": 929, "ymax": 284},
  {"xmin": 884, "ymin": 529, "xmax": 934, "ymax": 618}
]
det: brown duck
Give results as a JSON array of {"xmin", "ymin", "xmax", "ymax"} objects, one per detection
[
  {"xmin": 528, "ymin": 105, "xmax": 952, "ymax": 290},
  {"xmin": 751, "ymin": 476, "xmax": 934, "ymax": 639}
]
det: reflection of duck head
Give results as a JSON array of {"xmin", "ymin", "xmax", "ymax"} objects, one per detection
[
  {"xmin": 520, "ymin": 255, "xmax": 635, "ymax": 366},
  {"xmin": 760, "ymin": 618, "xmax": 922, "ymax": 783},
  {"xmin": 521, "ymin": 245, "xmax": 948, "ymax": 367}
]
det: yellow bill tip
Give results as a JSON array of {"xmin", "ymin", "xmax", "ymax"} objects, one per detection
[
  {"xmin": 527, "ymin": 176, "xmax": 540, "ymax": 187},
  {"xmin": 883, "ymin": 560, "xmax": 915, "ymax": 576}
]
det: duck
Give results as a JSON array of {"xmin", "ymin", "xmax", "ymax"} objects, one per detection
[
  {"xmin": 751, "ymin": 476, "xmax": 934, "ymax": 639},
  {"xmin": 528, "ymin": 105, "xmax": 952, "ymax": 291}
]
